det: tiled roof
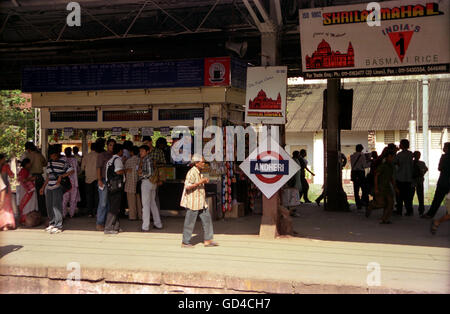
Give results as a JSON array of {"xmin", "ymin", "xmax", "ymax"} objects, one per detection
[{"xmin": 286, "ymin": 78, "xmax": 450, "ymax": 132}]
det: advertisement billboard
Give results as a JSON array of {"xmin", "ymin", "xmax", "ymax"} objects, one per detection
[
  {"xmin": 299, "ymin": 0, "xmax": 450, "ymax": 79},
  {"xmin": 245, "ymin": 66, "xmax": 287, "ymax": 124}
]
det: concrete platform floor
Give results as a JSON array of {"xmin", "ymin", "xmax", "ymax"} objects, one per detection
[{"xmin": 0, "ymin": 204, "xmax": 449, "ymax": 294}]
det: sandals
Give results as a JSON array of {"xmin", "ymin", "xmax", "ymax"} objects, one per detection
[
  {"xmin": 430, "ymin": 221, "xmax": 439, "ymax": 235},
  {"xmin": 204, "ymin": 241, "xmax": 219, "ymax": 247}
]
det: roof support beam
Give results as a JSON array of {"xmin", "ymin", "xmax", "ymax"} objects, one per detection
[
  {"xmin": 195, "ymin": 0, "xmax": 220, "ymax": 32},
  {"xmin": 123, "ymin": 0, "xmax": 149, "ymax": 38},
  {"xmin": 148, "ymin": 0, "xmax": 193, "ymax": 33},
  {"xmin": 83, "ymin": 7, "xmax": 121, "ymax": 38}
]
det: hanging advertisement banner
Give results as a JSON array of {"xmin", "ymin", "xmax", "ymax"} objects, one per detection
[
  {"xmin": 111, "ymin": 127, "xmax": 122, "ymax": 136},
  {"xmin": 244, "ymin": 66, "xmax": 287, "ymax": 124},
  {"xmin": 299, "ymin": 0, "xmax": 450, "ymax": 79}
]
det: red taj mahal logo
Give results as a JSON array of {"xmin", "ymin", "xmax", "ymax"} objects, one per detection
[
  {"xmin": 248, "ymin": 90, "xmax": 282, "ymax": 110},
  {"xmin": 306, "ymin": 39, "xmax": 355, "ymax": 69}
]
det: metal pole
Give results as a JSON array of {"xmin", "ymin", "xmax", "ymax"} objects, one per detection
[{"xmin": 422, "ymin": 78, "xmax": 429, "ymax": 192}]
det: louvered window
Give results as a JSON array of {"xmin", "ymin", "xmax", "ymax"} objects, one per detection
[{"xmin": 384, "ymin": 131, "xmax": 395, "ymax": 144}]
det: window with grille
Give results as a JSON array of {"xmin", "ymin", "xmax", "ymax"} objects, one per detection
[
  {"xmin": 158, "ymin": 108, "xmax": 204, "ymax": 120},
  {"xmin": 103, "ymin": 110, "xmax": 152, "ymax": 121},
  {"xmin": 50, "ymin": 111, "xmax": 97, "ymax": 122},
  {"xmin": 417, "ymin": 133, "xmax": 423, "ymax": 149},
  {"xmin": 431, "ymin": 131, "xmax": 442, "ymax": 149},
  {"xmin": 400, "ymin": 131, "xmax": 409, "ymax": 141},
  {"xmin": 384, "ymin": 131, "xmax": 395, "ymax": 144}
]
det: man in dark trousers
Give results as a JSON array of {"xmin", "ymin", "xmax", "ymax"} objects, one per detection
[
  {"xmin": 412, "ymin": 151, "xmax": 428, "ymax": 216},
  {"xmin": 350, "ymin": 144, "xmax": 369, "ymax": 209},
  {"xmin": 299, "ymin": 149, "xmax": 315, "ymax": 203},
  {"xmin": 393, "ymin": 139, "xmax": 414, "ymax": 216},
  {"xmin": 423, "ymin": 142, "xmax": 450, "ymax": 219}
]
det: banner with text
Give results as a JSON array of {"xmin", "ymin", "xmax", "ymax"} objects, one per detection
[
  {"xmin": 245, "ymin": 66, "xmax": 287, "ymax": 124},
  {"xmin": 299, "ymin": 0, "xmax": 450, "ymax": 79}
]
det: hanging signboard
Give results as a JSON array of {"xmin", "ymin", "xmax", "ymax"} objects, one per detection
[
  {"xmin": 141, "ymin": 127, "xmax": 153, "ymax": 137},
  {"xmin": 111, "ymin": 127, "xmax": 122, "ymax": 136},
  {"xmin": 239, "ymin": 136, "xmax": 300, "ymax": 199},
  {"xmin": 129, "ymin": 128, "xmax": 139, "ymax": 136},
  {"xmin": 160, "ymin": 127, "xmax": 171, "ymax": 136},
  {"xmin": 244, "ymin": 66, "xmax": 287, "ymax": 124},
  {"xmin": 299, "ymin": 0, "xmax": 450, "ymax": 79},
  {"xmin": 63, "ymin": 128, "xmax": 73, "ymax": 138}
]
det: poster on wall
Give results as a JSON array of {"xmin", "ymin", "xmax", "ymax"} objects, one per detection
[
  {"xmin": 204, "ymin": 57, "xmax": 231, "ymax": 86},
  {"xmin": 299, "ymin": 0, "xmax": 450, "ymax": 79},
  {"xmin": 244, "ymin": 66, "xmax": 287, "ymax": 124}
]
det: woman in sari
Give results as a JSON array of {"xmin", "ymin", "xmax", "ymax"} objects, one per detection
[
  {"xmin": 0, "ymin": 154, "xmax": 15, "ymax": 231},
  {"xmin": 61, "ymin": 147, "xmax": 80, "ymax": 218},
  {"xmin": 17, "ymin": 158, "xmax": 39, "ymax": 224}
]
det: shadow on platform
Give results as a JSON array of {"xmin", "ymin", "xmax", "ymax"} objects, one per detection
[{"xmin": 19, "ymin": 203, "xmax": 449, "ymax": 249}]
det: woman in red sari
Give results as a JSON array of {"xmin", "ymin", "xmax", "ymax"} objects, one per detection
[
  {"xmin": 0, "ymin": 154, "xmax": 15, "ymax": 231},
  {"xmin": 18, "ymin": 158, "xmax": 38, "ymax": 224}
]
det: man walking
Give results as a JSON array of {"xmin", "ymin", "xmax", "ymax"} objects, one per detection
[
  {"xmin": 423, "ymin": 142, "xmax": 450, "ymax": 219},
  {"xmin": 298, "ymin": 149, "xmax": 315, "ymax": 203},
  {"xmin": 181, "ymin": 154, "xmax": 218, "ymax": 248},
  {"xmin": 96, "ymin": 139, "xmax": 115, "ymax": 231},
  {"xmin": 394, "ymin": 139, "xmax": 414, "ymax": 216},
  {"xmin": 350, "ymin": 144, "xmax": 369, "ymax": 209}
]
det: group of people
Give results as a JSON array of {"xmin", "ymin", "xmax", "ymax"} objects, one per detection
[
  {"xmin": 352, "ymin": 140, "xmax": 450, "ymax": 231},
  {"xmin": 0, "ymin": 137, "xmax": 218, "ymax": 247}
]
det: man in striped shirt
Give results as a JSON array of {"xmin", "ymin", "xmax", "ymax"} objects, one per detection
[
  {"xmin": 180, "ymin": 154, "xmax": 218, "ymax": 248},
  {"xmin": 40, "ymin": 145, "xmax": 74, "ymax": 234}
]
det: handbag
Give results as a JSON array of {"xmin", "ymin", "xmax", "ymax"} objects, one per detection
[
  {"xmin": 106, "ymin": 157, "xmax": 124, "ymax": 194},
  {"xmin": 49, "ymin": 161, "xmax": 72, "ymax": 193}
]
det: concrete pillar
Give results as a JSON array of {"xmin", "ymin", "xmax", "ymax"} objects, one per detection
[
  {"xmin": 82, "ymin": 130, "xmax": 88, "ymax": 155},
  {"xmin": 422, "ymin": 78, "xmax": 429, "ymax": 192},
  {"xmin": 313, "ymin": 131, "xmax": 324, "ymax": 185},
  {"xmin": 259, "ymin": 4, "xmax": 281, "ymax": 239},
  {"xmin": 41, "ymin": 128, "xmax": 48, "ymax": 159},
  {"xmin": 409, "ymin": 120, "xmax": 416, "ymax": 152}
]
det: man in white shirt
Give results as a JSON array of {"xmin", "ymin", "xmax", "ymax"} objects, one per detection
[
  {"xmin": 104, "ymin": 143, "xmax": 125, "ymax": 234},
  {"xmin": 350, "ymin": 144, "xmax": 369, "ymax": 209},
  {"xmin": 393, "ymin": 139, "xmax": 414, "ymax": 216}
]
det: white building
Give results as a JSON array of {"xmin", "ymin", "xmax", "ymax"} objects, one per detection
[{"xmin": 285, "ymin": 77, "xmax": 450, "ymax": 186}]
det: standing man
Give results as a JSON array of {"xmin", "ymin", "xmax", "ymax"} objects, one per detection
[
  {"xmin": 139, "ymin": 145, "xmax": 163, "ymax": 231},
  {"xmin": 81, "ymin": 142, "xmax": 99, "ymax": 218},
  {"xmin": 350, "ymin": 144, "xmax": 369, "ymax": 210},
  {"xmin": 180, "ymin": 154, "xmax": 218, "ymax": 248},
  {"xmin": 125, "ymin": 146, "xmax": 142, "ymax": 221},
  {"xmin": 423, "ymin": 142, "xmax": 450, "ymax": 219},
  {"xmin": 40, "ymin": 145, "xmax": 74, "ymax": 234},
  {"xmin": 96, "ymin": 138, "xmax": 116, "ymax": 231},
  {"xmin": 298, "ymin": 149, "xmax": 315, "ymax": 203},
  {"xmin": 30, "ymin": 145, "xmax": 48, "ymax": 217},
  {"xmin": 412, "ymin": 151, "xmax": 428, "ymax": 216},
  {"xmin": 104, "ymin": 143, "xmax": 125, "ymax": 234},
  {"xmin": 393, "ymin": 139, "xmax": 414, "ymax": 216}
]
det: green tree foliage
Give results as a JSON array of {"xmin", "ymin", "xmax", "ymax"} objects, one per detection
[{"xmin": 0, "ymin": 90, "xmax": 35, "ymax": 158}]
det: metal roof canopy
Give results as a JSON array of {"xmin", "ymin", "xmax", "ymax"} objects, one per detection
[{"xmin": 0, "ymin": 0, "xmax": 377, "ymax": 90}]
